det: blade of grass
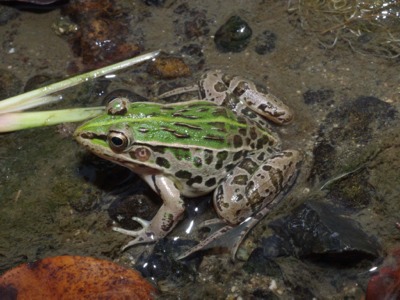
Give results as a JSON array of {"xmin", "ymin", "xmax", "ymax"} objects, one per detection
[
  {"xmin": 0, "ymin": 50, "xmax": 160, "ymax": 113},
  {"xmin": 0, "ymin": 107, "xmax": 104, "ymax": 132}
]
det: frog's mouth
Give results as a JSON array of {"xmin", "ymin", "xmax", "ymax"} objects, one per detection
[{"xmin": 74, "ymin": 131, "xmax": 108, "ymax": 150}]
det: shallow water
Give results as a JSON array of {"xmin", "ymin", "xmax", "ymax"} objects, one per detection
[{"xmin": 0, "ymin": 0, "xmax": 399, "ymax": 298}]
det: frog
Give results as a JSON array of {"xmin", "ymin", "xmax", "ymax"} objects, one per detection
[{"xmin": 74, "ymin": 70, "xmax": 301, "ymax": 260}]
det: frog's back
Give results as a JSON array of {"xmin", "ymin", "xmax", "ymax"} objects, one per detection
[{"xmin": 121, "ymin": 100, "xmax": 277, "ymax": 151}]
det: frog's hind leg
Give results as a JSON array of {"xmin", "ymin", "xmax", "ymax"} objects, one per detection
[
  {"xmin": 179, "ymin": 150, "xmax": 301, "ymax": 260},
  {"xmin": 157, "ymin": 84, "xmax": 199, "ymax": 99},
  {"xmin": 228, "ymin": 76, "xmax": 293, "ymax": 125},
  {"xmin": 215, "ymin": 150, "xmax": 302, "ymax": 225}
]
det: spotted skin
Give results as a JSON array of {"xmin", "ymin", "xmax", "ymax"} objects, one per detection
[{"xmin": 74, "ymin": 71, "xmax": 301, "ymax": 258}]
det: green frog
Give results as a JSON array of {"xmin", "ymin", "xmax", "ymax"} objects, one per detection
[{"xmin": 74, "ymin": 70, "xmax": 301, "ymax": 259}]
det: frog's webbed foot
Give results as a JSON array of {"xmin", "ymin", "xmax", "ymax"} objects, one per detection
[
  {"xmin": 178, "ymin": 204, "xmax": 276, "ymax": 261},
  {"xmin": 178, "ymin": 213, "xmax": 266, "ymax": 261},
  {"xmin": 113, "ymin": 216, "xmax": 155, "ymax": 251}
]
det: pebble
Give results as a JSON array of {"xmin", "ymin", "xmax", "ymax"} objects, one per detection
[{"xmin": 214, "ymin": 16, "xmax": 252, "ymax": 53}]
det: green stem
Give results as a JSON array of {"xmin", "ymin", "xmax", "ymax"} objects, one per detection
[
  {"xmin": 0, "ymin": 107, "xmax": 104, "ymax": 132},
  {"xmin": 0, "ymin": 50, "xmax": 160, "ymax": 113}
]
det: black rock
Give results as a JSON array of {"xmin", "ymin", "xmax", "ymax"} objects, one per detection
[
  {"xmin": 244, "ymin": 247, "xmax": 283, "ymax": 277},
  {"xmin": 135, "ymin": 238, "xmax": 202, "ymax": 285},
  {"xmin": 214, "ymin": 16, "xmax": 252, "ymax": 53},
  {"xmin": 268, "ymin": 200, "xmax": 381, "ymax": 263}
]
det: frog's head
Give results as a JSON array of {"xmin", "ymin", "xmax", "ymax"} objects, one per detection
[{"xmin": 74, "ymin": 98, "xmax": 161, "ymax": 173}]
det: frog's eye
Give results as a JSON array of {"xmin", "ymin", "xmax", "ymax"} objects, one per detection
[{"xmin": 108, "ymin": 131, "xmax": 129, "ymax": 152}]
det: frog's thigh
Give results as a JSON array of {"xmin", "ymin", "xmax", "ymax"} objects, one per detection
[{"xmin": 213, "ymin": 150, "xmax": 301, "ymax": 225}]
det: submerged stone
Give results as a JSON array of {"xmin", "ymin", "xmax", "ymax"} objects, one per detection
[
  {"xmin": 267, "ymin": 200, "xmax": 381, "ymax": 262},
  {"xmin": 214, "ymin": 16, "xmax": 252, "ymax": 53},
  {"xmin": 135, "ymin": 238, "xmax": 201, "ymax": 285}
]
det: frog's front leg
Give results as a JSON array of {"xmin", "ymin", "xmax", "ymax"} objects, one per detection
[{"xmin": 113, "ymin": 174, "xmax": 185, "ymax": 250}]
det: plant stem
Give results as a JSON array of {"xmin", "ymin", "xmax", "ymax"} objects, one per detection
[{"xmin": 0, "ymin": 50, "xmax": 160, "ymax": 113}]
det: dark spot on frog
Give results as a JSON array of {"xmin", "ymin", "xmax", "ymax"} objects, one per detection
[
  {"xmin": 232, "ymin": 174, "xmax": 248, "ymax": 185},
  {"xmin": 175, "ymin": 170, "xmax": 192, "ymax": 179},
  {"xmin": 187, "ymin": 175, "xmax": 203, "ymax": 186},
  {"xmin": 161, "ymin": 213, "xmax": 174, "ymax": 232},
  {"xmin": 204, "ymin": 149, "xmax": 214, "ymax": 165},
  {"xmin": 225, "ymin": 163, "xmax": 236, "ymax": 172},
  {"xmin": 193, "ymin": 156, "xmax": 202, "ymax": 168},
  {"xmin": 257, "ymin": 152, "xmax": 265, "ymax": 161},
  {"xmin": 156, "ymin": 157, "xmax": 171, "ymax": 169},
  {"xmin": 209, "ymin": 122, "xmax": 227, "ymax": 132},
  {"xmin": 233, "ymin": 150, "xmax": 243, "ymax": 161},
  {"xmin": 213, "ymin": 81, "xmax": 228, "ymax": 93},
  {"xmin": 239, "ymin": 158, "xmax": 259, "ymax": 174},
  {"xmin": 205, "ymin": 177, "xmax": 217, "ymax": 187},
  {"xmin": 249, "ymin": 127, "xmax": 257, "ymax": 140},
  {"xmin": 212, "ymin": 107, "xmax": 228, "ymax": 118},
  {"xmin": 233, "ymin": 135, "xmax": 243, "ymax": 148}
]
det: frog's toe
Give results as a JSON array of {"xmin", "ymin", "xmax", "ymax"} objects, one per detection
[
  {"xmin": 113, "ymin": 217, "xmax": 158, "ymax": 250},
  {"xmin": 112, "ymin": 216, "xmax": 150, "ymax": 237},
  {"xmin": 198, "ymin": 218, "xmax": 226, "ymax": 232},
  {"xmin": 177, "ymin": 224, "xmax": 235, "ymax": 260}
]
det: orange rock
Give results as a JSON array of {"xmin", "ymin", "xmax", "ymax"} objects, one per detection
[
  {"xmin": 0, "ymin": 256, "xmax": 157, "ymax": 300},
  {"xmin": 147, "ymin": 56, "xmax": 191, "ymax": 79}
]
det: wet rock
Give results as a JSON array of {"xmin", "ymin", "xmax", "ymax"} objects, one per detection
[
  {"xmin": 61, "ymin": 0, "xmax": 142, "ymax": 69},
  {"xmin": 135, "ymin": 238, "xmax": 202, "ymax": 285},
  {"xmin": 214, "ymin": 16, "xmax": 252, "ymax": 53},
  {"xmin": 0, "ymin": 69, "xmax": 21, "ymax": 99},
  {"xmin": 0, "ymin": 256, "xmax": 157, "ymax": 299},
  {"xmin": 147, "ymin": 55, "xmax": 191, "ymax": 79},
  {"xmin": 267, "ymin": 200, "xmax": 381, "ymax": 262},
  {"xmin": 366, "ymin": 248, "xmax": 400, "ymax": 300},
  {"xmin": 0, "ymin": 4, "xmax": 19, "ymax": 25},
  {"xmin": 23, "ymin": 74, "xmax": 58, "ymax": 92},
  {"xmin": 310, "ymin": 96, "xmax": 397, "ymax": 183},
  {"xmin": 108, "ymin": 189, "xmax": 159, "ymax": 230},
  {"xmin": 325, "ymin": 170, "xmax": 377, "ymax": 210},
  {"xmin": 254, "ymin": 30, "xmax": 277, "ymax": 55},
  {"xmin": 243, "ymin": 247, "xmax": 283, "ymax": 277},
  {"xmin": 173, "ymin": 4, "xmax": 209, "ymax": 40},
  {"xmin": 252, "ymin": 289, "xmax": 280, "ymax": 300},
  {"xmin": 303, "ymin": 88, "xmax": 334, "ymax": 105}
]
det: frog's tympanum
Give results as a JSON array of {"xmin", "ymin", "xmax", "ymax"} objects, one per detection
[{"xmin": 74, "ymin": 71, "xmax": 302, "ymax": 259}]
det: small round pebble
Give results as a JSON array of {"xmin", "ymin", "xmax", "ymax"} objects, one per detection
[{"xmin": 214, "ymin": 16, "xmax": 252, "ymax": 53}]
